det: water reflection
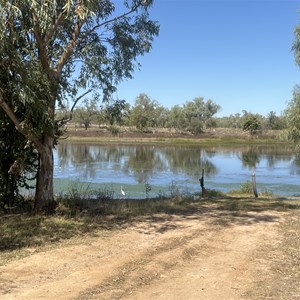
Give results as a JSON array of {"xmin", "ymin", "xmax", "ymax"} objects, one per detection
[{"xmin": 54, "ymin": 143, "xmax": 300, "ymax": 197}]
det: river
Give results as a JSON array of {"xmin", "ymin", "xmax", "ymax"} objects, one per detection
[{"xmin": 53, "ymin": 143, "xmax": 300, "ymax": 198}]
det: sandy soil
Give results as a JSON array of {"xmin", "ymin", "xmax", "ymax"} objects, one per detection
[{"xmin": 0, "ymin": 205, "xmax": 289, "ymax": 300}]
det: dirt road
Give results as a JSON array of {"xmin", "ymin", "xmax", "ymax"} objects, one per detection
[{"xmin": 0, "ymin": 204, "xmax": 291, "ymax": 299}]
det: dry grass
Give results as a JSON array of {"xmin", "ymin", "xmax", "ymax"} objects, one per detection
[
  {"xmin": 244, "ymin": 208, "xmax": 300, "ymax": 299},
  {"xmin": 61, "ymin": 126, "xmax": 285, "ymax": 145}
]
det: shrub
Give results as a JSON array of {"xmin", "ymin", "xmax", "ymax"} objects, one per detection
[
  {"xmin": 241, "ymin": 181, "xmax": 253, "ymax": 194},
  {"xmin": 243, "ymin": 115, "xmax": 261, "ymax": 135}
]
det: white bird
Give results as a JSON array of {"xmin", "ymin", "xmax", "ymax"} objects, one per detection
[{"xmin": 121, "ymin": 186, "xmax": 125, "ymax": 197}]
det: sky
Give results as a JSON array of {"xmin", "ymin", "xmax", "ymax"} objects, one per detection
[{"xmin": 116, "ymin": 0, "xmax": 300, "ymax": 117}]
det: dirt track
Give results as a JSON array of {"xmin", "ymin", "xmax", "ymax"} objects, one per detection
[{"xmin": 0, "ymin": 204, "xmax": 291, "ymax": 299}]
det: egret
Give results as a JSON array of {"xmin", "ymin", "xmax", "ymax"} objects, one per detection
[{"xmin": 121, "ymin": 186, "xmax": 125, "ymax": 197}]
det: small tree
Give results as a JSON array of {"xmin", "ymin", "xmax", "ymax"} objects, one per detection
[
  {"xmin": 202, "ymin": 99, "xmax": 221, "ymax": 129},
  {"xmin": 182, "ymin": 97, "xmax": 221, "ymax": 133},
  {"xmin": 266, "ymin": 111, "xmax": 286, "ymax": 130},
  {"xmin": 166, "ymin": 105, "xmax": 186, "ymax": 130},
  {"xmin": 242, "ymin": 114, "xmax": 261, "ymax": 135},
  {"xmin": 130, "ymin": 93, "xmax": 158, "ymax": 131},
  {"xmin": 73, "ymin": 99, "xmax": 98, "ymax": 130},
  {"xmin": 104, "ymin": 99, "xmax": 126, "ymax": 126}
]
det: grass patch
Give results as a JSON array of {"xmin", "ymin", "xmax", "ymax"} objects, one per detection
[
  {"xmin": 0, "ymin": 213, "xmax": 118, "ymax": 266},
  {"xmin": 204, "ymin": 196, "xmax": 300, "ymax": 213},
  {"xmin": 62, "ymin": 135, "xmax": 288, "ymax": 146},
  {"xmin": 57, "ymin": 194, "xmax": 196, "ymax": 218}
]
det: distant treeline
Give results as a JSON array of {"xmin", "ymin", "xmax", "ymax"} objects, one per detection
[{"xmin": 57, "ymin": 93, "xmax": 286, "ymax": 135}]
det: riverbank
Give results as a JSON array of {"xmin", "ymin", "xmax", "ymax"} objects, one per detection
[
  {"xmin": 61, "ymin": 127, "xmax": 286, "ymax": 145},
  {"xmin": 1, "ymin": 197, "xmax": 299, "ymax": 299}
]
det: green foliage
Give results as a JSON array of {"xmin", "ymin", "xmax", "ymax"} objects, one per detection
[
  {"xmin": 0, "ymin": 66, "xmax": 37, "ymax": 212},
  {"xmin": 266, "ymin": 111, "xmax": 286, "ymax": 130},
  {"xmin": 108, "ymin": 125, "xmax": 120, "ymax": 136},
  {"xmin": 145, "ymin": 181, "xmax": 152, "ymax": 199},
  {"xmin": 293, "ymin": 20, "xmax": 300, "ymax": 68},
  {"xmin": 73, "ymin": 99, "xmax": 99, "ymax": 130},
  {"xmin": 229, "ymin": 181, "xmax": 253, "ymax": 195},
  {"xmin": 182, "ymin": 97, "xmax": 221, "ymax": 133},
  {"xmin": 207, "ymin": 189, "xmax": 226, "ymax": 197},
  {"xmin": 0, "ymin": 0, "xmax": 159, "ymax": 104},
  {"xmin": 215, "ymin": 113, "xmax": 243, "ymax": 128},
  {"xmin": 166, "ymin": 105, "xmax": 186, "ymax": 129},
  {"xmin": 241, "ymin": 181, "xmax": 253, "ymax": 194},
  {"xmin": 287, "ymin": 19, "xmax": 300, "ymax": 154},
  {"xmin": 57, "ymin": 185, "xmax": 115, "ymax": 215},
  {"xmin": 215, "ymin": 111, "xmax": 286, "ymax": 131},
  {"xmin": 104, "ymin": 99, "xmax": 127, "ymax": 126},
  {"xmin": 189, "ymin": 117, "xmax": 204, "ymax": 134},
  {"xmin": 285, "ymin": 87, "xmax": 300, "ymax": 150},
  {"xmin": 0, "ymin": 0, "xmax": 159, "ymax": 209},
  {"xmin": 130, "ymin": 93, "xmax": 162, "ymax": 130},
  {"xmin": 242, "ymin": 114, "xmax": 261, "ymax": 135}
]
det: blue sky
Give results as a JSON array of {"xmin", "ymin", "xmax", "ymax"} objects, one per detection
[{"xmin": 116, "ymin": 0, "xmax": 300, "ymax": 117}]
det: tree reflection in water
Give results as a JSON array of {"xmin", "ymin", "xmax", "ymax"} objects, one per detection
[{"xmin": 55, "ymin": 143, "xmax": 299, "ymax": 197}]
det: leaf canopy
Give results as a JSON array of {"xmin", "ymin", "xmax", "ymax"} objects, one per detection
[{"xmin": 0, "ymin": 0, "xmax": 159, "ymax": 116}]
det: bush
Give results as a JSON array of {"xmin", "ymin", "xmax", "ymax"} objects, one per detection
[
  {"xmin": 243, "ymin": 115, "xmax": 261, "ymax": 135},
  {"xmin": 241, "ymin": 181, "xmax": 253, "ymax": 194},
  {"xmin": 108, "ymin": 125, "xmax": 119, "ymax": 136}
]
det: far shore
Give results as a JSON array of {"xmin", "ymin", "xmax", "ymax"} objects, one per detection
[{"xmin": 60, "ymin": 127, "xmax": 289, "ymax": 145}]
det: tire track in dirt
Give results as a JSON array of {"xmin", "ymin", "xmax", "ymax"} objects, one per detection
[
  {"xmin": 76, "ymin": 211, "xmax": 282, "ymax": 300},
  {"xmin": 0, "ymin": 208, "xmax": 283, "ymax": 300},
  {"xmin": 76, "ymin": 228, "xmax": 216, "ymax": 300}
]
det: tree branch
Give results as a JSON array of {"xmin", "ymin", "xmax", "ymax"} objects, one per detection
[
  {"xmin": 0, "ymin": 89, "xmax": 43, "ymax": 150},
  {"xmin": 44, "ymin": 10, "xmax": 66, "ymax": 44},
  {"xmin": 0, "ymin": 90, "xmax": 25, "ymax": 135},
  {"xmin": 56, "ymin": 19, "xmax": 82, "ymax": 77},
  {"xmin": 57, "ymin": 89, "xmax": 92, "ymax": 125},
  {"xmin": 32, "ymin": 11, "xmax": 49, "ymax": 70},
  {"xmin": 79, "ymin": 3, "xmax": 142, "ymax": 48},
  {"xmin": 70, "ymin": 89, "xmax": 93, "ymax": 114},
  {"xmin": 89, "ymin": 5, "xmax": 138, "ymax": 33}
]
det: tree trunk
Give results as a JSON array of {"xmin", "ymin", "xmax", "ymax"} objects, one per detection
[
  {"xmin": 34, "ymin": 135, "xmax": 56, "ymax": 212},
  {"xmin": 252, "ymin": 170, "xmax": 258, "ymax": 198}
]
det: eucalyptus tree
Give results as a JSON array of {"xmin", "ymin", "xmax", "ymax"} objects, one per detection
[
  {"xmin": 202, "ymin": 99, "xmax": 221, "ymax": 129},
  {"xmin": 0, "ymin": 66, "xmax": 38, "ymax": 211},
  {"xmin": 215, "ymin": 113, "xmax": 243, "ymax": 128},
  {"xmin": 266, "ymin": 111, "xmax": 286, "ymax": 130},
  {"xmin": 285, "ymin": 87, "xmax": 300, "ymax": 153},
  {"xmin": 104, "ymin": 99, "xmax": 126, "ymax": 126},
  {"xmin": 183, "ymin": 97, "xmax": 221, "ymax": 134},
  {"xmin": 286, "ymin": 19, "xmax": 300, "ymax": 153},
  {"xmin": 73, "ymin": 98, "xmax": 98, "ymax": 130},
  {"xmin": 0, "ymin": 0, "xmax": 159, "ymax": 211},
  {"xmin": 166, "ymin": 105, "xmax": 186, "ymax": 130},
  {"xmin": 130, "ymin": 93, "xmax": 160, "ymax": 130}
]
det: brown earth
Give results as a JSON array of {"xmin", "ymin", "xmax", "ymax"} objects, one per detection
[
  {"xmin": 1, "ymin": 202, "xmax": 299, "ymax": 300},
  {"xmin": 64, "ymin": 126, "xmax": 278, "ymax": 140}
]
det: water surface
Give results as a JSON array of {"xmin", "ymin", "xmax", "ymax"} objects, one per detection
[{"xmin": 53, "ymin": 143, "xmax": 300, "ymax": 198}]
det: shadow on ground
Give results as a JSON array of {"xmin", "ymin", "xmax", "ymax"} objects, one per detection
[{"xmin": 0, "ymin": 196, "xmax": 299, "ymax": 253}]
